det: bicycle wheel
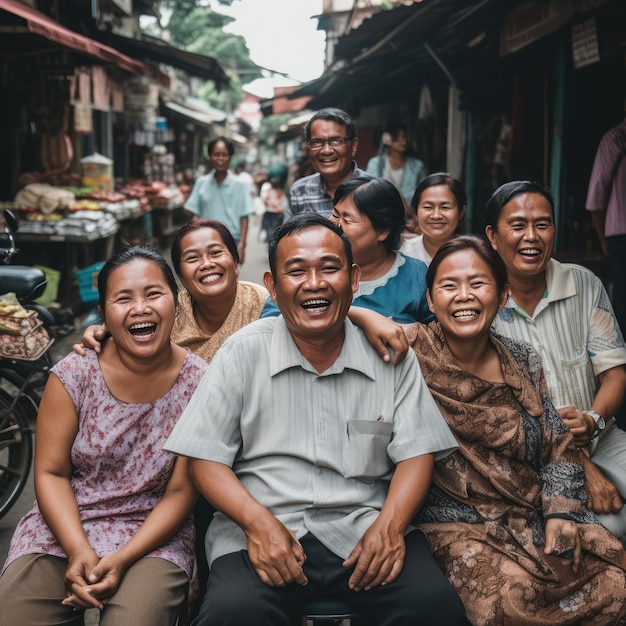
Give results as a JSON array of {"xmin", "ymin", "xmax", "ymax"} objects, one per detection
[{"xmin": 0, "ymin": 388, "xmax": 33, "ymax": 520}]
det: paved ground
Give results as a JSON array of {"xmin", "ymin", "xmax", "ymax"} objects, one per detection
[{"xmin": 0, "ymin": 218, "xmax": 270, "ymax": 622}]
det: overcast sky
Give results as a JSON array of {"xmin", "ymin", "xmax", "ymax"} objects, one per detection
[{"xmin": 221, "ymin": 0, "xmax": 325, "ymax": 82}]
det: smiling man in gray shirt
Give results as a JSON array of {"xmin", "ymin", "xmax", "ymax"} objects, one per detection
[{"xmin": 165, "ymin": 213, "xmax": 467, "ymax": 626}]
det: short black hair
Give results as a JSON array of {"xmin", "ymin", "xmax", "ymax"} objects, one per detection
[
  {"xmin": 483, "ymin": 180, "xmax": 554, "ymax": 230},
  {"xmin": 333, "ymin": 175, "xmax": 406, "ymax": 251},
  {"xmin": 268, "ymin": 213, "xmax": 353, "ymax": 279},
  {"xmin": 171, "ymin": 219, "xmax": 239, "ymax": 277},
  {"xmin": 305, "ymin": 108, "xmax": 357, "ymax": 141},
  {"xmin": 411, "ymin": 172, "xmax": 467, "ymax": 214},
  {"xmin": 98, "ymin": 245, "xmax": 178, "ymax": 311},
  {"xmin": 384, "ymin": 121, "xmax": 407, "ymax": 140},
  {"xmin": 207, "ymin": 136, "xmax": 235, "ymax": 157},
  {"xmin": 426, "ymin": 235, "xmax": 508, "ymax": 294}
]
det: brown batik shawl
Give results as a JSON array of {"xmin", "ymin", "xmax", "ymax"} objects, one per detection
[{"xmin": 405, "ymin": 322, "xmax": 626, "ymax": 626}]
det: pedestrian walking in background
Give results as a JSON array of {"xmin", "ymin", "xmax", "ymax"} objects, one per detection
[
  {"xmin": 258, "ymin": 164, "xmax": 288, "ymax": 243},
  {"xmin": 184, "ymin": 137, "xmax": 254, "ymax": 264}
]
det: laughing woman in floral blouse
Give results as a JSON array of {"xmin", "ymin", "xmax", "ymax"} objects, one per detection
[{"xmin": 0, "ymin": 246, "xmax": 207, "ymax": 625}]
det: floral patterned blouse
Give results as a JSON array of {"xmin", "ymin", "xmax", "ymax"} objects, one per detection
[{"xmin": 3, "ymin": 349, "xmax": 207, "ymax": 578}]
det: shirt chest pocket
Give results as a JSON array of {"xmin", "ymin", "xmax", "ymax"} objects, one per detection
[
  {"xmin": 342, "ymin": 419, "xmax": 394, "ymax": 482},
  {"xmin": 560, "ymin": 351, "xmax": 596, "ymax": 409}
]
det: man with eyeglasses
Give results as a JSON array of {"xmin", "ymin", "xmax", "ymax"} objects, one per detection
[{"xmin": 286, "ymin": 108, "xmax": 366, "ymax": 219}]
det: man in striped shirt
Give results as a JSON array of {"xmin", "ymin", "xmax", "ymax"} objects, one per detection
[
  {"xmin": 286, "ymin": 108, "xmax": 367, "ymax": 220},
  {"xmin": 486, "ymin": 180, "xmax": 626, "ymax": 545}
]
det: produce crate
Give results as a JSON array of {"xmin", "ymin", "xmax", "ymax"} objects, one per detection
[
  {"xmin": 33, "ymin": 265, "xmax": 61, "ymax": 306},
  {"xmin": 76, "ymin": 262, "xmax": 105, "ymax": 305}
]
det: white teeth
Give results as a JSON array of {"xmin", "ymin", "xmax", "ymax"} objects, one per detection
[
  {"xmin": 200, "ymin": 274, "xmax": 221, "ymax": 283},
  {"xmin": 129, "ymin": 322, "xmax": 155, "ymax": 330},
  {"xmin": 302, "ymin": 299, "xmax": 330, "ymax": 312},
  {"xmin": 453, "ymin": 310, "xmax": 478, "ymax": 319},
  {"xmin": 520, "ymin": 248, "xmax": 540, "ymax": 255},
  {"xmin": 303, "ymin": 299, "xmax": 329, "ymax": 306}
]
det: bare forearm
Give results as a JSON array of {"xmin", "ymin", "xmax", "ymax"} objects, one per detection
[
  {"xmin": 347, "ymin": 306, "xmax": 409, "ymax": 365},
  {"xmin": 189, "ymin": 458, "xmax": 271, "ymax": 532},
  {"xmin": 36, "ymin": 473, "xmax": 91, "ymax": 557},
  {"xmin": 239, "ymin": 216, "xmax": 249, "ymax": 246},
  {"xmin": 114, "ymin": 459, "xmax": 197, "ymax": 567},
  {"xmin": 376, "ymin": 454, "xmax": 434, "ymax": 532},
  {"xmin": 593, "ymin": 366, "xmax": 626, "ymax": 421},
  {"xmin": 116, "ymin": 486, "xmax": 197, "ymax": 568}
]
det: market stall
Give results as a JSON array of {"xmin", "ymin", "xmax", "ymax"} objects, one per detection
[{"xmin": 5, "ymin": 175, "xmax": 189, "ymax": 311}]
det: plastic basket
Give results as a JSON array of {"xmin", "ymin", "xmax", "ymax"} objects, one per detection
[
  {"xmin": 33, "ymin": 265, "xmax": 61, "ymax": 306},
  {"xmin": 76, "ymin": 262, "xmax": 105, "ymax": 305}
]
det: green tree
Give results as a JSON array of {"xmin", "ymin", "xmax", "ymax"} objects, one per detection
[{"xmin": 145, "ymin": 2, "xmax": 261, "ymax": 111}]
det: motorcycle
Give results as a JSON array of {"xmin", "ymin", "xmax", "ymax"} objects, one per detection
[{"xmin": 0, "ymin": 209, "xmax": 56, "ymax": 519}]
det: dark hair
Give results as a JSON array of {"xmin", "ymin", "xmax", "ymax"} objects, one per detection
[
  {"xmin": 483, "ymin": 180, "xmax": 554, "ymax": 230},
  {"xmin": 426, "ymin": 235, "xmax": 508, "ymax": 294},
  {"xmin": 268, "ymin": 213, "xmax": 353, "ymax": 279},
  {"xmin": 98, "ymin": 245, "xmax": 179, "ymax": 311},
  {"xmin": 384, "ymin": 121, "xmax": 407, "ymax": 141},
  {"xmin": 305, "ymin": 108, "xmax": 357, "ymax": 141},
  {"xmin": 170, "ymin": 219, "xmax": 239, "ymax": 277},
  {"xmin": 411, "ymin": 172, "xmax": 467, "ymax": 214},
  {"xmin": 207, "ymin": 136, "xmax": 235, "ymax": 157},
  {"xmin": 333, "ymin": 175, "xmax": 406, "ymax": 251}
]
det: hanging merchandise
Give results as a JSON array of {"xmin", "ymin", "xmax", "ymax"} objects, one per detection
[
  {"xmin": 124, "ymin": 77, "xmax": 159, "ymax": 130},
  {"xmin": 73, "ymin": 102, "xmax": 92, "ymax": 134}
]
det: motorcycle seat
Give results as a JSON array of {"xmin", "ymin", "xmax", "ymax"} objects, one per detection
[{"xmin": 0, "ymin": 266, "xmax": 47, "ymax": 303}]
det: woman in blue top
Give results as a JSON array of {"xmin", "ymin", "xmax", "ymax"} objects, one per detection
[
  {"xmin": 366, "ymin": 122, "xmax": 427, "ymax": 206},
  {"xmin": 329, "ymin": 174, "xmax": 433, "ymax": 324},
  {"xmin": 260, "ymin": 175, "xmax": 432, "ymax": 325}
]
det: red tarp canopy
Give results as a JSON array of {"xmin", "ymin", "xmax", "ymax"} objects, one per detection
[{"xmin": 0, "ymin": 0, "xmax": 148, "ymax": 74}]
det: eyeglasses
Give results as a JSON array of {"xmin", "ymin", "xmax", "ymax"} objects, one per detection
[{"xmin": 307, "ymin": 137, "xmax": 354, "ymax": 151}]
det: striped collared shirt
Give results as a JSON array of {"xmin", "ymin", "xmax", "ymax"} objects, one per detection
[
  {"xmin": 491, "ymin": 258, "xmax": 626, "ymax": 411},
  {"xmin": 287, "ymin": 162, "xmax": 366, "ymax": 219},
  {"xmin": 165, "ymin": 316, "xmax": 456, "ymax": 564}
]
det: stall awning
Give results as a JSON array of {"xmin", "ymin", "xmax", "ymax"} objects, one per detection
[
  {"xmin": 97, "ymin": 33, "xmax": 230, "ymax": 88},
  {"xmin": 165, "ymin": 100, "xmax": 227, "ymax": 126},
  {"xmin": 288, "ymin": 0, "xmax": 508, "ymax": 110},
  {"xmin": 0, "ymin": 0, "xmax": 148, "ymax": 74}
]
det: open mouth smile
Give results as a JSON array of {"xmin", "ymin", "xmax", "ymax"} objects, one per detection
[
  {"xmin": 129, "ymin": 322, "xmax": 157, "ymax": 338},
  {"xmin": 452, "ymin": 309, "xmax": 479, "ymax": 319},
  {"xmin": 518, "ymin": 248, "xmax": 541, "ymax": 257},
  {"xmin": 301, "ymin": 298, "xmax": 331, "ymax": 314},
  {"xmin": 200, "ymin": 273, "xmax": 222, "ymax": 284}
]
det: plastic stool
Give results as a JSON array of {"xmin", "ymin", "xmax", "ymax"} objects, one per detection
[{"xmin": 304, "ymin": 596, "xmax": 359, "ymax": 624}]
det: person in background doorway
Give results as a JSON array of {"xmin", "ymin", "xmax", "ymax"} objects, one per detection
[
  {"xmin": 286, "ymin": 108, "xmax": 365, "ymax": 219},
  {"xmin": 184, "ymin": 137, "xmax": 254, "ymax": 264},
  {"xmin": 585, "ymin": 102, "xmax": 626, "ymax": 338},
  {"xmin": 401, "ymin": 172, "xmax": 467, "ymax": 265},
  {"xmin": 366, "ymin": 122, "xmax": 427, "ymax": 207}
]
